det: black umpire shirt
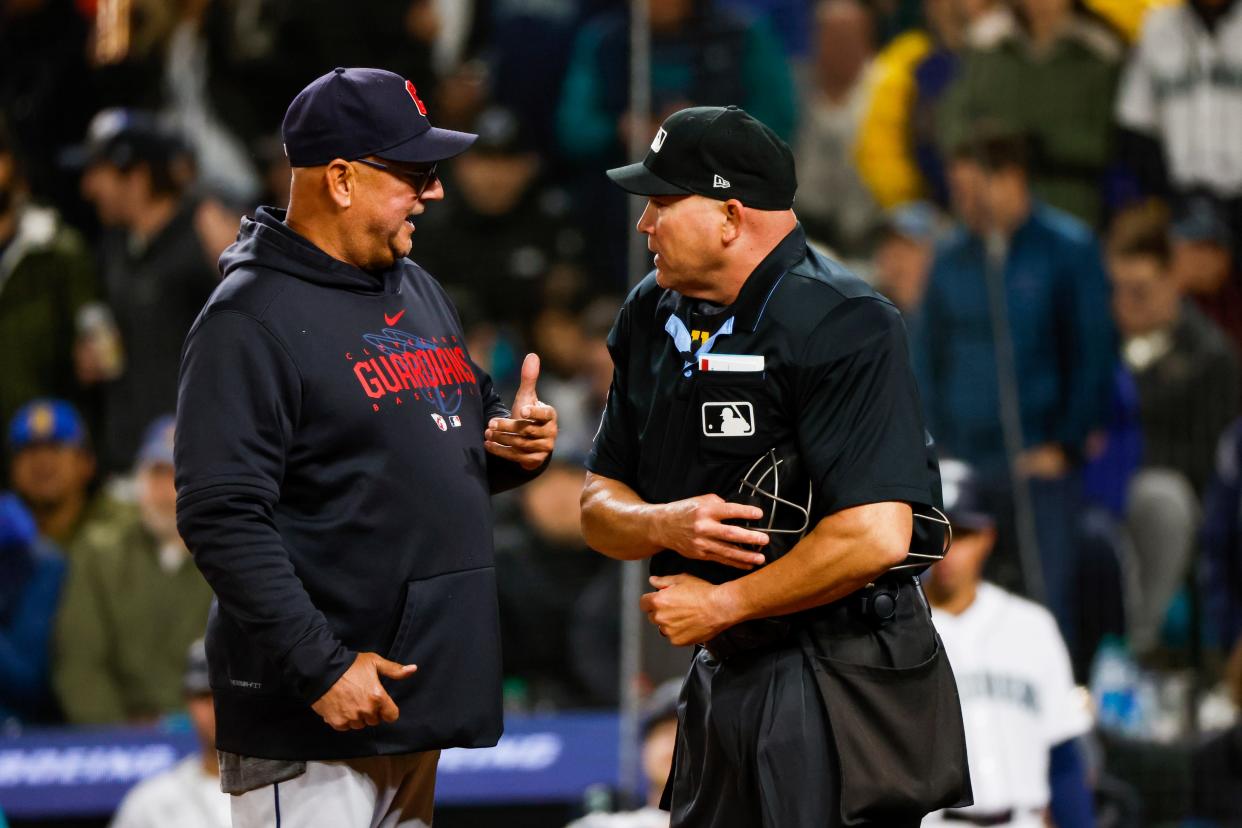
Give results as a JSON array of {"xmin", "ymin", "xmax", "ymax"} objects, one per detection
[{"xmin": 588, "ymin": 225, "xmax": 936, "ymax": 586}]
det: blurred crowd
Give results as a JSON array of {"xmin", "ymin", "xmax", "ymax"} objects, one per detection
[{"xmin": 4, "ymin": 0, "xmax": 1242, "ymax": 823}]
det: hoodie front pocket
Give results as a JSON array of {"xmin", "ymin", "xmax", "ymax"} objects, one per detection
[{"xmin": 383, "ymin": 566, "xmax": 504, "ymax": 748}]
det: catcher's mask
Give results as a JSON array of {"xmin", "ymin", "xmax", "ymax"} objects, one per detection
[{"xmin": 734, "ymin": 446, "xmax": 951, "ymax": 570}]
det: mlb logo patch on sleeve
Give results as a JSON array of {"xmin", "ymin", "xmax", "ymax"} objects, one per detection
[{"xmin": 702, "ymin": 402, "xmax": 755, "ymax": 437}]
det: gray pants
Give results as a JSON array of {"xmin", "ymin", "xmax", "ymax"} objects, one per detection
[
  {"xmin": 1124, "ymin": 468, "xmax": 1198, "ymax": 655},
  {"xmin": 230, "ymin": 751, "xmax": 439, "ymax": 828}
]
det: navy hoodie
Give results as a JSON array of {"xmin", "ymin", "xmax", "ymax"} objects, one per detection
[{"xmin": 175, "ymin": 207, "xmax": 534, "ymax": 759}]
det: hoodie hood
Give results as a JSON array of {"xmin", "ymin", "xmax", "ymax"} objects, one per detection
[{"xmin": 219, "ymin": 206, "xmax": 400, "ymax": 295}]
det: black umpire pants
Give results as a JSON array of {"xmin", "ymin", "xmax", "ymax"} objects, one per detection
[{"xmin": 665, "ymin": 577, "xmax": 968, "ymax": 828}]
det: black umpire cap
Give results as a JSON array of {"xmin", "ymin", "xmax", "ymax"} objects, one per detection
[
  {"xmin": 282, "ymin": 67, "xmax": 477, "ymax": 167},
  {"xmin": 606, "ymin": 106, "xmax": 797, "ymax": 211}
]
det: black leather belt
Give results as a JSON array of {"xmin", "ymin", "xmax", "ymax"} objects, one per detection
[{"xmin": 703, "ymin": 575, "xmax": 913, "ymax": 661}]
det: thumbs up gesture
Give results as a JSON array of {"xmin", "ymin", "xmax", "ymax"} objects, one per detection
[{"xmin": 483, "ymin": 353, "xmax": 559, "ymax": 470}]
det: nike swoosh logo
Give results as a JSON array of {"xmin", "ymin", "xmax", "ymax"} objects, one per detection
[{"xmin": 384, "ymin": 309, "xmax": 406, "ymax": 326}]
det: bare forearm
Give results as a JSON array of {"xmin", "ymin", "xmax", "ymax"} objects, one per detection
[
  {"xmin": 580, "ymin": 472, "xmax": 666, "ymax": 560},
  {"xmin": 716, "ymin": 502, "xmax": 911, "ymax": 623}
]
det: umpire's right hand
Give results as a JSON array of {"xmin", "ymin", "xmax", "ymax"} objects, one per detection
[
  {"xmin": 311, "ymin": 652, "xmax": 418, "ymax": 731},
  {"xmin": 656, "ymin": 494, "xmax": 770, "ymax": 570}
]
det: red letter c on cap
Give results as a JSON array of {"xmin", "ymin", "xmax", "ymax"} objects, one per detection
[{"xmin": 405, "ymin": 80, "xmax": 427, "ymax": 116}]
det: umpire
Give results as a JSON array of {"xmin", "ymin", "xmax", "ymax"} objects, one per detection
[{"xmin": 581, "ymin": 106, "xmax": 971, "ymax": 827}]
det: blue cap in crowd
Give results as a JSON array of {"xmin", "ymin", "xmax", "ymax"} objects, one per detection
[
  {"xmin": 136, "ymin": 415, "xmax": 175, "ymax": 469},
  {"xmin": 8, "ymin": 399, "xmax": 87, "ymax": 453},
  {"xmin": 886, "ymin": 201, "xmax": 939, "ymax": 244},
  {"xmin": 1171, "ymin": 194, "xmax": 1233, "ymax": 247},
  {"xmin": 939, "ymin": 458, "xmax": 995, "ymax": 532},
  {"xmin": 281, "ymin": 67, "xmax": 477, "ymax": 167},
  {"xmin": 183, "ymin": 638, "xmax": 211, "ymax": 696},
  {"xmin": 62, "ymin": 108, "xmax": 189, "ymax": 171}
]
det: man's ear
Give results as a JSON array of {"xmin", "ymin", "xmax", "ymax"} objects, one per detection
[
  {"xmin": 325, "ymin": 159, "xmax": 355, "ymax": 209},
  {"xmin": 721, "ymin": 199, "xmax": 745, "ymax": 244}
]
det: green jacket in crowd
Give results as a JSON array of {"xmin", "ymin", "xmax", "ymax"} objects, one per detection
[
  {"xmin": 0, "ymin": 204, "xmax": 98, "ymax": 431},
  {"xmin": 53, "ymin": 510, "xmax": 214, "ymax": 725},
  {"xmin": 939, "ymin": 12, "xmax": 1123, "ymax": 226}
]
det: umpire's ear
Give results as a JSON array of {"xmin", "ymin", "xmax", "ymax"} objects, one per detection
[{"xmin": 720, "ymin": 198, "xmax": 745, "ymax": 245}]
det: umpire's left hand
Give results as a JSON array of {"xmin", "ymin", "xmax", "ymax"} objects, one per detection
[
  {"xmin": 641, "ymin": 573, "xmax": 736, "ymax": 646},
  {"xmin": 485, "ymin": 353, "xmax": 558, "ymax": 470}
]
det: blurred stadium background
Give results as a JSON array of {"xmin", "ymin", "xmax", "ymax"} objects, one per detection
[{"xmin": 2, "ymin": 0, "xmax": 1242, "ymax": 824}]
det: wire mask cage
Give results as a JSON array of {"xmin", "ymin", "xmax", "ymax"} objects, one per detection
[{"xmin": 736, "ymin": 448, "xmax": 953, "ymax": 570}]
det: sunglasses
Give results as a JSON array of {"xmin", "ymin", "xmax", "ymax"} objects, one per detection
[{"xmin": 354, "ymin": 158, "xmax": 439, "ymax": 198}]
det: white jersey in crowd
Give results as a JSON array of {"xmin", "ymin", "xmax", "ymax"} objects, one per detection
[
  {"xmin": 1116, "ymin": 0, "xmax": 1242, "ymax": 197},
  {"xmin": 923, "ymin": 583, "xmax": 1092, "ymax": 828},
  {"xmin": 110, "ymin": 754, "xmax": 231, "ymax": 828}
]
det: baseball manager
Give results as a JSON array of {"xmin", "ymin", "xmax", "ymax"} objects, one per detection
[{"xmin": 175, "ymin": 67, "xmax": 557, "ymax": 826}]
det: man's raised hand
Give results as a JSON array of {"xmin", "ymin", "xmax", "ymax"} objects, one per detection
[{"xmin": 484, "ymin": 353, "xmax": 558, "ymax": 471}]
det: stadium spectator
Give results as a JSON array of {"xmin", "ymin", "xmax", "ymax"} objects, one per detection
[
  {"xmin": 493, "ymin": 454, "xmax": 609, "ymax": 708},
  {"xmin": 0, "ymin": 0, "xmax": 95, "ymax": 211},
  {"xmin": 924, "ymin": 458, "xmax": 1095, "ymax": 828},
  {"xmin": 521, "ymin": 298, "xmax": 619, "ymax": 460},
  {"xmin": 1107, "ymin": 201, "xmax": 1233, "ymax": 658},
  {"xmin": 869, "ymin": 200, "xmax": 940, "ymax": 315},
  {"xmin": 161, "ymin": 0, "xmax": 262, "ymax": 206},
  {"xmin": 938, "ymin": 0, "xmax": 1123, "ymax": 226},
  {"xmin": 75, "ymin": 109, "xmax": 221, "ymax": 473},
  {"xmin": 1189, "ymin": 638, "xmax": 1242, "ymax": 820},
  {"xmin": 557, "ymin": 0, "xmax": 797, "ymax": 166},
  {"xmin": 1106, "ymin": 201, "xmax": 1237, "ymax": 654},
  {"xmin": 564, "ymin": 678, "xmax": 679, "ymax": 828},
  {"xmin": 853, "ymin": 0, "xmax": 977, "ymax": 209},
  {"xmin": 1117, "ymin": 0, "xmax": 1242, "ymax": 244},
  {"xmin": 7, "ymin": 399, "xmax": 128, "ymax": 552},
  {"xmin": 0, "ymin": 118, "xmax": 100, "ymax": 436},
  {"xmin": 53, "ymin": 415, "xmax": 213, "ymax": 724},
  {"xmin": 411, "ymin": 105, "xmax": 585, "ymax": 329},
  {"xmin": 792, "ymin": 0, "xmax": 883, "ymax": 257},
  {"xmin": 485, "ymin": 0, "xmax": 582, "ymax": 162},
  {"xmin": 1170, "ymin": 194, "xmax": 1242, "ymax": 356},
  {"xmin": 1202, "ymin": 418, "xmax": 1242, "ymax": 653},
  {"xmin": 557, "ymin": 0, "xmax": 798, "ymax": 287},
  {"xmin": 911, "ymin": 130, "xmax": 1115, "ymax": 649},
  {"xmin": 1109, "ymin": 200, "xmax": 1239, "ymax": 496},
  {"xmin": 0, "ymin": 492, "xmax": 66, "ymax": 726},
  {"xmin": 109, "ymin": 638, "xmax": 229, "ymax": 828}
]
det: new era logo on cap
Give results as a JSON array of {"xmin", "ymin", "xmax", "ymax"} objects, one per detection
[
  {"xmin": 651, "ymin": 128, "xmax": 668, "ymax": 153},
  {"xmin": 713, "ymin": 174, "xmax": 730, "ymax": 189}
]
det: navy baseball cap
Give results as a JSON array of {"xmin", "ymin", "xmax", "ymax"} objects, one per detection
[
  {"xmin": 183, "ymin": 638, "xmax": 211, "ymax": 696},
  {"xmin": 939, "ymin": 458, "xmax": 994, "ymax": 532},
  {"xmin": 135, "ymin": 415, "xmax": 175, "ymax": 468},
  {"xmin": 62, "ymin": 108, "xmax": 189, "ymax": 171},
  {"xmin": 282, "ymin": 67, "xmax": 477, "ymax": 167},
  {"xmin": 607, "ymin": 106, "xmax": 796, "ymax": 211},
  {"xmin": 8, "ymin": 399, "xmax": 87, "ymax": 453}
]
